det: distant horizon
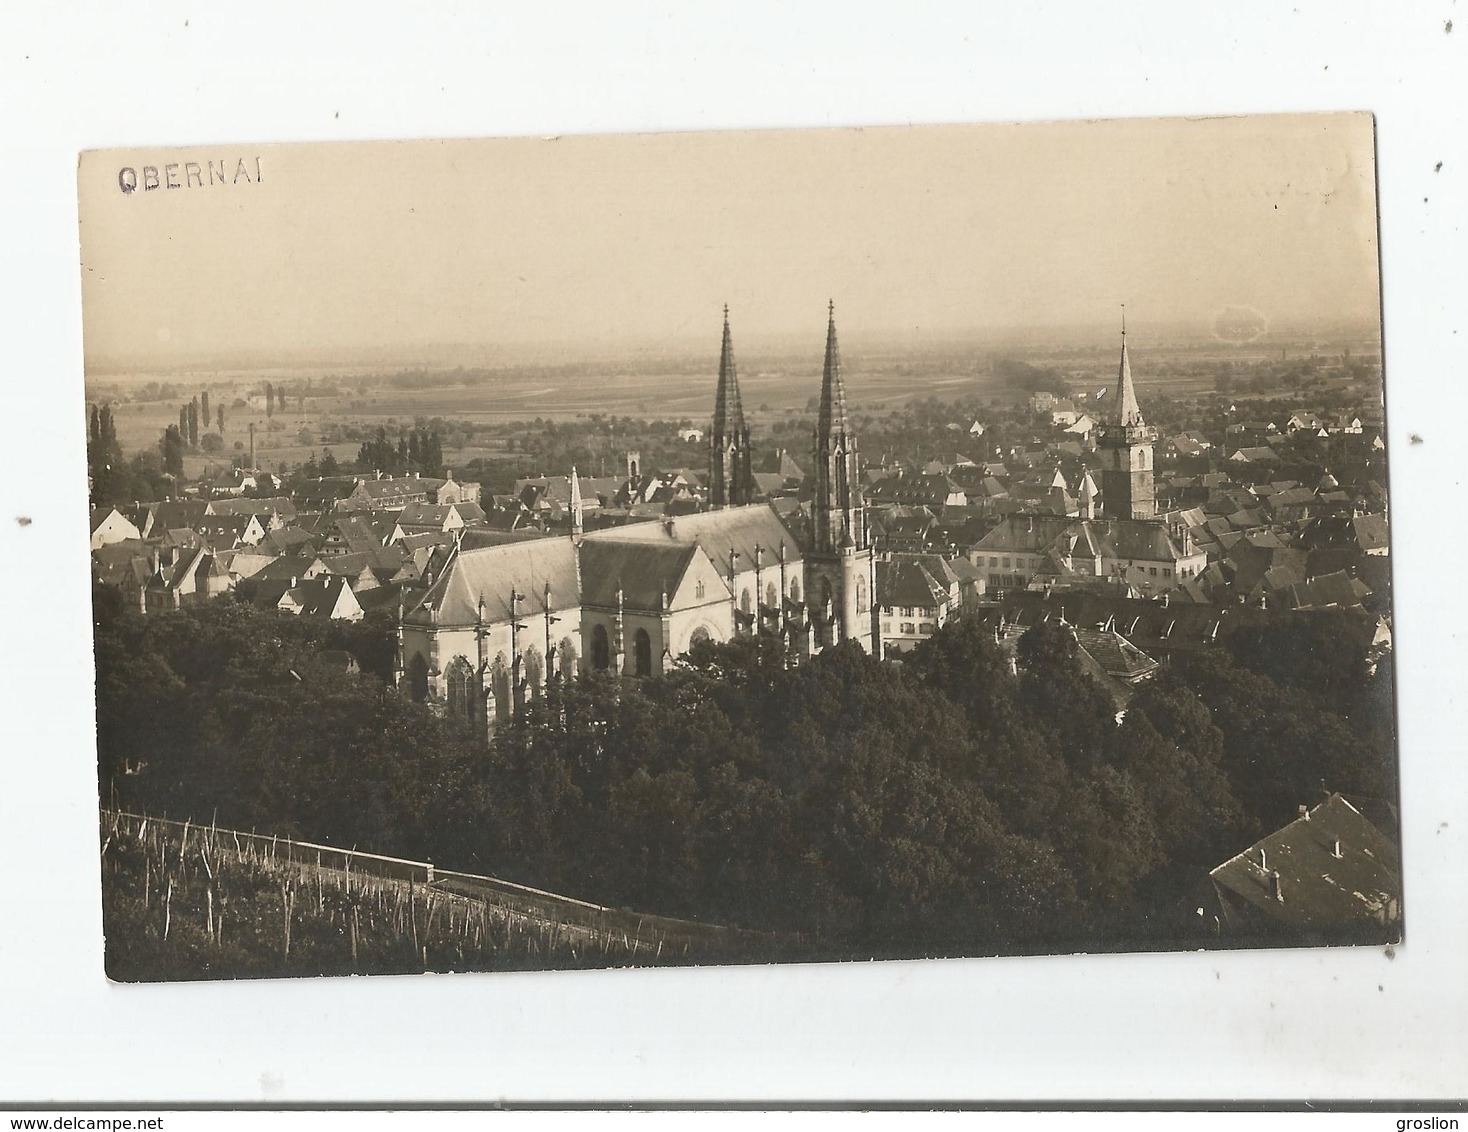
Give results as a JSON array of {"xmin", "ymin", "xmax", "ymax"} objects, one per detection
[{"xmin": 84, "ymin": 311, "xmax": 1384, "ymax": 381}]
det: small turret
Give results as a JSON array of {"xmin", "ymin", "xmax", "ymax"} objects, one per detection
[{"xmin": 569, "ymin": 465, "xmax": 584, "ymax": 538}]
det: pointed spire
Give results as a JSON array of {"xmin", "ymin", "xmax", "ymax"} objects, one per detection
[
  {"xmin": 712, "ymin": 303, "xmax": 746, "ymax": 438},
  {"xmin": 1114, "ymin": 307, "xmax": 1144, "ymax": 427},
  {"xmin": 818, "ymin": 300, "xmax": 850, "ymax": 438},
  {"xmin": 1079, "ymin": 469, "xmax": 1098, "ymax": 519},
  {"xmin": 569, "ymin": 464, "xmax": 583, "ymax": 536}
]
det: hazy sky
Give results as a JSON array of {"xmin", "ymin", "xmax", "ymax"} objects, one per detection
[{"xmin": 78, "ymin": 112, "xmax": 1379, "ymax": 368}]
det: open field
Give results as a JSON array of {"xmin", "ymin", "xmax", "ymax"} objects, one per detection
[{"xmin": 85, "ymin": 327, "xmax": 1383, "ymax": 479}]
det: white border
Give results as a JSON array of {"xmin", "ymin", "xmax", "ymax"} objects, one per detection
[{"xmin": 1, "ymin": 1, "xmax": 1464, "ymax": 1105}]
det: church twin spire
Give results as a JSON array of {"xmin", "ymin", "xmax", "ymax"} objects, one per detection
[
  {"xmin": 812, "ymin": 301, "xmax": 865, "ymax": 555},
  {"xmin": 708, "ymin": 304, "xmax": 754, "ymax": 508},
  {"xmin": 817, "ymin": 299, "xmax": 852, "ymax": 441}
]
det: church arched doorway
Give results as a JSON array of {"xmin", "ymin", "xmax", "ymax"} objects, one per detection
[{"xmin": 634, "ymin": 628, "xmax": 652, "ymax": 677}]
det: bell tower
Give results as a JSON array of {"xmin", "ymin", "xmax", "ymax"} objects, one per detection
[
  {"xmin": 709, "ymin": 305, "xmax": 755, "ymax": 508},
  {"xmin": 1097, "ymin": 308, "xmax": 1157, "ymax": 520},
  {"xmin": 805, "ymin": 302, "xmax": 875, "ymax": 654}
]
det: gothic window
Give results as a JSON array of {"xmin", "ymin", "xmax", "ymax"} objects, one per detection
[
  {"xmin": 634, "ymin": 628, "xmax": 652, "ymax": 677},
  {"xmin": 592, "ymin": 624, "xmax": 610, "ymax": 671},
  {"xmin": 689, "ymin": 624, "xmax": 712, "ymax": 647},
  {"xmin": 491, "ymin": 653, "xmax": 510, "ymax": 720},
  {"xmin": 695, "ymin": 579, "xmax": 706, "ymax": 600},
  {"xmin": 558, "ymin": 636, "xmax": 578, "ymax": 680},
  {"xmin": 855, "ymin": 575, "xmax": 868, "ymax": 615},
  {"xmin": 524, "ymin": 645, "xmax": 544, "ymax": 694},
  {"xmin": 766, "ymin": 581, "xmax": 778, "ymax": 608},
  {"xmin": 444, "ymin": 656, "xmax": 474, "ymax": 721},
  {"xmin": 789, "ymin": 576, "xmax": 801, "ymax": 602},
  {"xmin": 740, "ymin": 588, "xmax": 753, "ymax": 613},
  {"xmin": 407, "ymin": 653, "xmax": 429, "ymax": 703}
]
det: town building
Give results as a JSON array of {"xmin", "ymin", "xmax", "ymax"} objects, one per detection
[{"xmin": 876, "ymin": 554, "xmax": 967, "ymax": 654}]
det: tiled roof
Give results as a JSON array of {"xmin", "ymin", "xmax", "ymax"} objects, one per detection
[
  {"xmin": 414, "ymin": 535, "xmax": 580, "ymax": 626},
  {"xmin": 147, "ymin": 500, "xmax": 213, "ymax": 531},
  {"xmin": 258, "ymin": 526, "xmax": 317, "ymax": 555},
  {"xmin": 584, "ymin": 502, "xmax": 804, "ymax": 579},
  {"xmin": 578, "ymin": 540, "xmax": 703, "ymax": 610},
  {"xmin": 1209, "ymin": 794, "xmax": 1400, "ymax": 937},
  {"xmin": 206, "ymin": 496, "xmax": 297, "ymax": 522},
  {"xmin": 1072, "ymin": 627, "xmax": 1159, "ymax": 681},
  {"xmin": 876, "ymin": 558, "xmax": 949, "ymax": 610},
  {"xmin": 1279, "ymin": 570, "xmax": 1372, "ymax": 611},
  {"xmin": 1351, "ymin": 513, "xmax": 1390, "ymax": 553},
  {"xmin": 396, "ymin": 502, "xmax": 458, "ymax": 528}
]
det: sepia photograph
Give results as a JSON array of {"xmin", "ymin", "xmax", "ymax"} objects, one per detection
[{"xmin": 78, "ymin": 113, "xmax": 1398, "ymax": 984}]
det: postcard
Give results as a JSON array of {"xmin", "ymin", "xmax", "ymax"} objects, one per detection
[{"xmin": 79, "ymin": 113, "xmax": 1396, "ymax": 982}]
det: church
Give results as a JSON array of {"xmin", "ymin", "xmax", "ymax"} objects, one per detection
[
  {"xmin": 972, "ymin": 324, "xmax": 1208, "ymax": 595},
  {"xmin": 396, "ymin": 304, "xmax": 878, "ymax": 735}
]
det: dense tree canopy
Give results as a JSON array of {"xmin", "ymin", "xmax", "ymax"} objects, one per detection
[{"xmin": 92, "ymin": 593, "xmax": 1396, "ymax": 960}]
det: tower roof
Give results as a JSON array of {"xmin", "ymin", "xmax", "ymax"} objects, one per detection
[
  {"xmin": 712, "ymin": 305, "xmax": 747, "ymax": 437},
  {"xmin": 818, "ymin": 300, "xmax": 851, "ymax": 438},
  {"xmin": 569, "ymin": 465, "xmax": 583, "ymax": 520},
  {"xmin": 1114, "ymin": 328, "xmax": 1145, "ymax": 428}
]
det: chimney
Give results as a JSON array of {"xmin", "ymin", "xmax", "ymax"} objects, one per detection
[
  {"xmin": 1331, "ymin": 838, "xmax": 1342, "ymax": 859},
  {"xmin": 1259, "ymin": 848, "xmax": 1267, "ymax": 871},
  {"xmin": 1270, "ymin": 870, "xmax": 1284, "ymax": 903},
  {"xmin": 1298, "ymin": 804, "xmax": 1310, "ymax": 821}
]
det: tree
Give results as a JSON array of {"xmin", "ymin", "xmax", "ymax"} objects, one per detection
[
  {"xmin": 200, "ymin": 390, "xmax": 210, "ymax": 428},
  {"xmin": 159, "ymin": 425, "xmax": 185, "ymax": 477},
  {"xmin": 187, "ymin": 397, "xmax": 199, "ymax": 448},
  {"xmin": 201, "ymin": 432, "xmax": 225, "ymax": 454},
  {"xmin": 87, "ymin": 402, "xmax": 129, "ymax": 506},
  {"xmin": 265, "ymin": 381, "xmax": 275, "ymax": 419},
  {"xmin": 319, "ymin": 448, "xmax": 340, "ymax": 476},
  {"xmin": 358, "ymin": 427, "xmax": 407, "ymax": 475},
  {"xmin": 217, "ymin": 404, "xmax": 226, "ymax": 433},
  {"xmin": 179, "ymin": 405, "xmax": 188, "ymax": 439}
]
